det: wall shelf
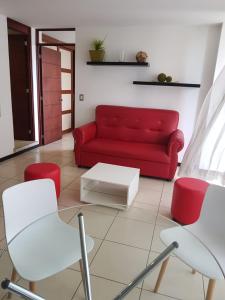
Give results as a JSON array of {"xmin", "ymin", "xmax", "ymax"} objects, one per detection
[
  {"xmin": 133, "ymin": 81, "xmax": 201, "ymax": 88},
  {"xmin": 87, "ymin": 61, "xmax": 149, "ymax": 66}
]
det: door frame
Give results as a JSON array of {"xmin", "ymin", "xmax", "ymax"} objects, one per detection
[
  {"xmin": 36, "ymin": 28, "xmax": 75, "ymax": 145},
  {"xmin": 7, "ymin": 18, "xmax": 35, "ymax": 141}
]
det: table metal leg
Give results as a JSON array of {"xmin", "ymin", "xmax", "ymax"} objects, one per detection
[
  {"xmin": 1, "ymin": 279, "xmax": 45, "ymax": 300},
  {"xmin": 78, "ymin": 213, "xmax": 92, "ymax": 300}
]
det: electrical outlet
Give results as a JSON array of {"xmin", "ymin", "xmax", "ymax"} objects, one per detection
[{"xmin": 79, "ymin": 94, "xmax": 84, "ymax": 101}]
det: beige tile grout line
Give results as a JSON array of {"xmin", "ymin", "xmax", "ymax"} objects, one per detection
[
  {"xmin": 70, "ymin": 207, "xmax": 120, "ymax": 300},
  {"xmin": 138, "ymin": 180, "xmax": 165, "ymax": 300}
]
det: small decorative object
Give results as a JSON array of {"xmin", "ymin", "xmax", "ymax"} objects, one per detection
[
  {"xmin": 166, "ymin": 76, "xmax": 172, "ymax": 82},
  {"xmin": 89, "ymin": 39, "xmax": 105, "ymax": 62},
  {"xmin": 158, "ymin": 73, "xmax": 167, "ymax": 82},
  {"xmin": 136, "ymin": 51, "xmax": 148, "ymax": 63}
]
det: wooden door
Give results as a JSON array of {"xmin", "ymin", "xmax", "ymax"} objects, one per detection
[
  {"xmin": 8, "ymin": 35, "xmax": 33, "ymax": 140},
  {"xmin": 59, "ymin": 47, "xmax": 75, "ymax": 133},
  {"xmin": 41, "ymin": 47, "xmax": 62, "ymax": 144}
]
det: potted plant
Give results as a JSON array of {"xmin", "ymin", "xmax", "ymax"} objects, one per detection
[{"xmin": 89, "ymin": 39, "xmax": 105, "ymax": 62}]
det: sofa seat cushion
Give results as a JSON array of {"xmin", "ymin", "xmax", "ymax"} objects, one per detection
[{"xmin": 81, "ymin": 138, "xmax": 170, "ymax": 163}]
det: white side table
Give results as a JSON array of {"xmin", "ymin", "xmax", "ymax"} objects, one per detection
[{"xmin": 80, "ymin": 163, "xmax": 140, "ymax": 210}]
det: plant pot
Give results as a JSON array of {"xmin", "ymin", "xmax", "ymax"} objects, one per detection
[{"xmin": 89, "ymin": 50, "xmax": 105, "ymax": 62}]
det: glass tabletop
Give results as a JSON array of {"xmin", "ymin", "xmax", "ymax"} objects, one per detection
[{"xmin": 0, "ymin": 203, "xmax": 224, "ymax": 300}]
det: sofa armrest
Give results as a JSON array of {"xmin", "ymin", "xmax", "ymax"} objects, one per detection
[
  {"xmin": 73, "ymin": 122, "xmax": 97, "ymax": 145},
  {"xmin": 167, "ymin": 129, "xmax": 184, "ymax": 156}
]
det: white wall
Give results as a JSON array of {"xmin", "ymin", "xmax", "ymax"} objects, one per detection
[
  {"xmin": 0, "ymin": 14, "xmax": 14, "ymax": 158},
  {"xmin": 0, "ymin": 17, "xmax": 39, "ymax": 158},
  {"xmin": 75, "ymin": 25, "xmax": 220, "ymax": 160},
  {"xmin": 39, "ymin": 31, "xmax": 76, "ymax": 43}
]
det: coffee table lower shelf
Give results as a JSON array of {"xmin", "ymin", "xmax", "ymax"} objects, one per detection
[
  {"xmin": 80, "ymin": 181, "xmax": 136, "ymax": 210},
  {"xmin": 81, "ymin": 189, "xmax": 127, "ymax": 210}
]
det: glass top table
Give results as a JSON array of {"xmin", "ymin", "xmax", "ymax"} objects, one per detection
[{"xmin": 0, "ymin": 203, "xmax": 224, "ymax": 300}]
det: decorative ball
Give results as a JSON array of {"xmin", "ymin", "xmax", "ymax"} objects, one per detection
[
  {"xmin": 136, "ymin": 51, "xmax": 148, "ymax": 63},
  {"xmin": 166, "ymin": 76, "xmax": 172, "ymax": 82},
  {"xmin": 158, "ymin": 73, "xmax": 167, "ymax": 82}
]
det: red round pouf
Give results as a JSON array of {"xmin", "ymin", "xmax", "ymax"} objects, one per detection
[
  {"xmin": 171, "ymin": 177, "xmax": 209, "ymax": 225},
  {"xmin": 24, "ymin": 163, "xmax": 61, "ymax": 199}
]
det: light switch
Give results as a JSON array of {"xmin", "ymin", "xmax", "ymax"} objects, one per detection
[{"xmin": 79, "ymin": 94, "xmax": 84, "ymax": 101}]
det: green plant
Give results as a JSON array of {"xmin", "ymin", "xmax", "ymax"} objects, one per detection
[{"xmin": 91, "ymin": 39, "xmax": 105, "ymax": 51}]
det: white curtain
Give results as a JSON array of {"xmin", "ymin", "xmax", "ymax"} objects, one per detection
[{"xmin": 179, "ymin": 66, "xmax": 225, "ymax": 185}]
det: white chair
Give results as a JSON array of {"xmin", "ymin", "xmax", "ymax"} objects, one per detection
[
  {"xmin": 154, "ymin": 184, "xmax": 225, "ymax": 300},
  {"xmin": 2, "ymin": 179, "xmax": 94, "ymax": 292}
]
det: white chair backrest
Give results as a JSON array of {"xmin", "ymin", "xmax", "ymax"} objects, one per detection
[
  {"xmin": 189, "ymin": 184, "xmax": 225, "ymax": 275},
  {"xmin": 2, "ymin": 179, "xmax": 58, "ymax": 243},
  {"xmin": 197, "ymin": 184, "xmax": 225, "ymax": 235}
]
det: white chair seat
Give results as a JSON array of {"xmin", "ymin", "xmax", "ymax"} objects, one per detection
[
  {"xmin": 8, "ymin": 214, "xmax": 94, "ymax": 281},
  {"xmin": 160, "ymin": 227, "xmax": 223, "ymax": 280}
]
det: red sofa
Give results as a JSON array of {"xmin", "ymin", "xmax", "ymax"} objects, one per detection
[{"xmin": 74, "ymin": 105, "xmax": 184, "ymax": 180}]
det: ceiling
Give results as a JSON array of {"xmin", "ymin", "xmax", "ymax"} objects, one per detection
[{"xmin": 0, "ymin": 0, "xmax": 225, "ymax": 27}]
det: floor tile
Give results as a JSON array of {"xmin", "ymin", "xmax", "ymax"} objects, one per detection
[
  {"xmin": 12, "ymin": 173, "xmax": 25, "ymax": 181},
  {"xmin": 0, "ymin": 251, "xmax": 14, "ymax": 299},
  {"xmin": 118, "ymin": 206, "xmax": 157, "ymax": 223},
  {"xmin": 69, "ymin": 210, "xmax": 115, "ymax": 239},
  {"xmin": 0, "ymin": 164, "xmax": 24, "ymax": 179},
  {"xmin": 70, "ymin": 237, "xmax": 103, "ymax": 271},
  {"xmin": 135, "ymin": 189, "xmax": 162, "ymax": 207},
  {"xmin": 132, "ymin": 201, "xmax": 159, "ymax": 211},
  {"xmin": 0, "ymin": 177, "xmax": 8, "ymax": 185},
  {"xmin": 3, "ymin": 269, "xmax": 82, "ymax": 300},
  {"xmin": 151, "ymin": 225, "xmax": 172, "ymax": 254},
  {"xmin": 139, "ymin": 177, "xmax": 164, "ymax": 192},
  {"xmin": 0, "ymin": 237, "xmax": 7, "ymax": 250},
  {"xmin": 59, "ymin": 189, "xmax": 81, "ymax": 207},
  {"xmin": 35, "ymin": 269, "xmax": 82, "ymax": 300},
  {"xmin": 61, "ymin": 174, "xmax": 77, "ymax": 190},
  {"xmin": 61, "ymin": 165, "xmax": 85, "ymax": 178},
  {"xmin": 0, "ymin": 217, "xmax": 5, "ymax": 241},
  {"xmin": 160, "ymin": 192, "xmax": 173, "ymax": 208},
  {"xmin": 106, "ymin": 217, "xmax": 154, "ymax": 250},
  {"xmin": 162, "ymin": 182, "xmax": 174, "ymax": 196},
  {"xmin": 0, "ymin": 205, "xmax": 4, "ymax": 217},
  {"xmin": 90, "ymin": 240, "xmax": 149, "ymax": 285},
  {"xmin": 66, "ymin": 177, "xmax": 81, "ymax": 191},
  {"xmin": 81, "ymin": 204, "xmax": 119, "ymax": 216},
  {"xmin": 140, "ymin": 289, "xmax": 177, "ymax": 299},
  {"xmin": 158, "ymin": 206, "xmax": 171, "ymax": 220},
  {"xmin": 46, "ymin": 155, "xmax": 73, "ymax": 167},
  {"xmin": 143, "ymin": 252, "xmax": 205, "ymax": 300},
  {"xmin": 73, "ymin": 275, "xmax": 141, "ymax": 300},
  {"xmin": 58, "ymin": 207, "xmax": 80, "ymax": 223}
]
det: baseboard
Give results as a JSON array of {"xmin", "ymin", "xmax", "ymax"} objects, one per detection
[{"xmin": 0, "ymin": 144, "xmax": 40, "ymax": 162}]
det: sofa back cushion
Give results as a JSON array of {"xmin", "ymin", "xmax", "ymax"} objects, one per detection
[{"xmin": 96, "ymin": 105, "xmax": 179, "ymax": 144}]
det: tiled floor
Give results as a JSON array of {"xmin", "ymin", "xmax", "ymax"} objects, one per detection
[{"xmin": 0, "ymin": 134, "xmax": 224, "ymax": 300}]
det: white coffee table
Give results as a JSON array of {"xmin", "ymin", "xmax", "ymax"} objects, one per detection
[{"xmin": 80, "ymin": 163, "xmax": 140, "ymax": 210}]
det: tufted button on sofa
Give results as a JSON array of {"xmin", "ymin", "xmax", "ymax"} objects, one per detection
[{"xmin": 73, "ymin": 105, "xmax": 184, "ymax": 180}]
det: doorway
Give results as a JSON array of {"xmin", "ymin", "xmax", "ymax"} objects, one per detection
[
  {"xmin": 7, "ymin": 18, "xmax": 37, "ymax": 152},
  {"xmin": 36, "ymin": 29, "xmax": 75, "ymax": 145}
]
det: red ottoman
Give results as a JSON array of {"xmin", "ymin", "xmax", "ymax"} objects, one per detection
[
  {"xmin": 171, "ymin": 177, "xmax": 209, "ymax": 225},
  {"xmin": 24, "ymin": 163, "xmax": 61, "ymax": 198}
]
